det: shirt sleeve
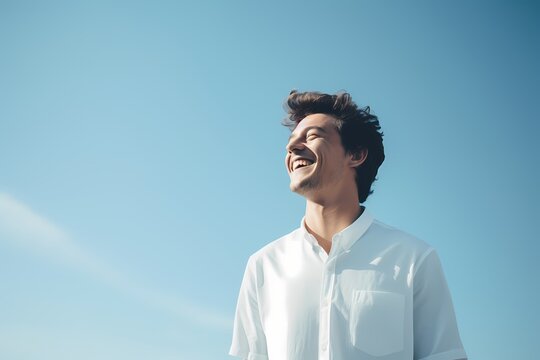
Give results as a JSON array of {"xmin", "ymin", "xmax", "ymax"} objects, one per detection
[
  {"xmin": 413, "ymin": 249, "xmax": 467, "ymax": 360},
  {"xmin": 229, "ymin": 256, "xmax": 268, "ymax": 360}
]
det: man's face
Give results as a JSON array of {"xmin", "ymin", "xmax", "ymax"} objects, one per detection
[{"xmin": 285, "ymin": 113, "xmax": 356, "ymax": 199}]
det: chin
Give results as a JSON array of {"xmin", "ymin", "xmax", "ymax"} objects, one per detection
[{"xmin": 290, "ymin": 179, "xmax": 318, "ymax": 196}]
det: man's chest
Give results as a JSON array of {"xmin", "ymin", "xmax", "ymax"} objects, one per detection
[{"xmin": 257, "ymin": 250, "xmax": 414, "ymax": 359}]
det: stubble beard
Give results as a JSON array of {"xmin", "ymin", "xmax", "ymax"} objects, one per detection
[{"xmin": 290, "ymin": 173, "xmax": 321, "ymax": 197}]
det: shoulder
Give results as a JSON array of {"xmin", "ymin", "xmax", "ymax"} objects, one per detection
[
  {"xmin": 370, "ymin": 219, "xmax": 431, "ymax": 249},
  {"xmin": 362, "ymin": 218, "xmax": 435, "ymax": 266},
  {"xmin": 247, "ymin": 227, "xmax": 303, "ymax": 266}
]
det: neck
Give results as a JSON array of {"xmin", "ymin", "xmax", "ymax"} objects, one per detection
[{"xmin": 304, "ymin": 196, "xmax": 363, "ymax": 254}]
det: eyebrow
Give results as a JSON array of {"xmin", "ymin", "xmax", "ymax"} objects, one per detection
[{"xmin": 288, "ymin": 126, "xmax": 328, "ymax": 142}]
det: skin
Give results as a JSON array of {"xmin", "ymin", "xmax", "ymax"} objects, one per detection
[{"xmin": 285, "ymin": 113, "xmax": 368, "ymax": 254}]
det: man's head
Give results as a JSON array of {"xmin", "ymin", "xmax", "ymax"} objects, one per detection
[{"xmin": 283, "ymin": 90, "xmax": 385, "ymax": 204}]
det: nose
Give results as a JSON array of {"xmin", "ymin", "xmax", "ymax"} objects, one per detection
[{"xmin": 286, "ymin": 136, "xmax": 305, "ymax": 153}]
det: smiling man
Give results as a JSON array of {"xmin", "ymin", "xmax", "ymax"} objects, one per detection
[{"xmin": 230, "ymin": 91, "xmax": 467, "ymax": 360}]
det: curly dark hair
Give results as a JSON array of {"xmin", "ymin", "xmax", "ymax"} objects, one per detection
[{"xmin": 282, "ymin": 90, "xmax": 385, "ymax": 203}]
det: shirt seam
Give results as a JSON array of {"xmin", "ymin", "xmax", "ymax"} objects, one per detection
[{"xmin": 412, "ymin": 247, "xmax": 435, "ymax": 278}]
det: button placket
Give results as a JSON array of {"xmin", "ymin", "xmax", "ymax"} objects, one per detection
[{"xmin": 319, "ymin": 256, "xmax": 337, "ymax": 360}]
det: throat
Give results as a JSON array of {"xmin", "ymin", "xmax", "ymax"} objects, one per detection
[{"xmin": 304, "ymin": 203, "xmax": 364, "ymax": 249}]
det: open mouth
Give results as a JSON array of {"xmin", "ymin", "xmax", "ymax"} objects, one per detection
[{"xmin": 292, "ymin": 159, "xmax": 315, "ymax": 172}]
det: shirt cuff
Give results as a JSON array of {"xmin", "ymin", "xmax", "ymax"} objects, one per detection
[
  {"xmin": 229, "ymin": 349, "xmax": 268, "ymax": 360},
  {"xmin": 418, "ymin": 348, "xmax": 467, "ymax": 360}
]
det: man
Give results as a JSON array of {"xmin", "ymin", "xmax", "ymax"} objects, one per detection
[{"xmin": 229, "ymin": 91, "xmax": 467, "ymax": 360}]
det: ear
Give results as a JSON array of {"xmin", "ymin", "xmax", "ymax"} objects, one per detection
[{"xmin": 348, "ymin": 148, "xmax": 368, "ymax": 168}]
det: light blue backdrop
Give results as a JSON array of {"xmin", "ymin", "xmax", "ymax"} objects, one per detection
[{"xmin": 1, "ymin": 1, "xmax": 538, "ymax": 359}]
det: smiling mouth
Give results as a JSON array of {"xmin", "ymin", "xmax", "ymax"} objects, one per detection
[{"xmin": 292, "ymin": 159, "xmax": 315, "ymax": 172}]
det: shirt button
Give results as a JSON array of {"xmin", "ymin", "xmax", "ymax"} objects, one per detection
[{"xmin": 321, "ymin": 344, "xmax": 328, "ymax": 351}]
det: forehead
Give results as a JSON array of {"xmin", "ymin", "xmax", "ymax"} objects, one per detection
[{"xmin": 292, "ymin": 113, "xmax": 338, "ymax": 134}]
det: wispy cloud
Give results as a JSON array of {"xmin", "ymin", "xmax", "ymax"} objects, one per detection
[
  {"xmin": 0, "ymin": 193, "xmax": 232, "ymax": 331},
  {"xmin": 0, "ymin": 325, "xmax": 205, "ymax": 360}
]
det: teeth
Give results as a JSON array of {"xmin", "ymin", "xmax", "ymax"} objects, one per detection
[{"xmin": 292, "ymin": 159, "xmax": 314, "ymax": 170}]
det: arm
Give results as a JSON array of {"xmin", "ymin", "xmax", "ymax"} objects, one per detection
[
  {"xmin": 413, "ymin": 249, "xmax": 467, "ymax": 360},
  {"xmin": 229, "ymin": 256, "xmax": 268, "ymax": 359}
]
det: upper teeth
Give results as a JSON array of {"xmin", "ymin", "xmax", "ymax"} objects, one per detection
[{"xmin": 293, "ymin": 159, "xmax": 313, "ymax": 170}]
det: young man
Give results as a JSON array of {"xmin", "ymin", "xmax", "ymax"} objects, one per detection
[{"xmin": 229, "ymin": 91, "xmax": 467, "ymax": 360}]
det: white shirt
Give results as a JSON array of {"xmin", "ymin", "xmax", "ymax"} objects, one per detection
[{"xmin": 230, "ymin": 210, "xmax": 467, "ymax": 360}]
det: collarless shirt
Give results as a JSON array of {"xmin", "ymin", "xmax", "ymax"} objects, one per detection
[{"xmin": 230, "ymin": 210, "xmax": 467, "ymax": 360}]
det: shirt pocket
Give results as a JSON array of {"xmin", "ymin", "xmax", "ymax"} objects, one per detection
[{"xmin": 349, "ymin": 290, "xmax": 405, "ymax": 357}]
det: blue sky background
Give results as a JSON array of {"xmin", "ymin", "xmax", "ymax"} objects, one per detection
[{"xmin": 0, "ymin": 1, "xmax": 538, "ymax": 359}]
